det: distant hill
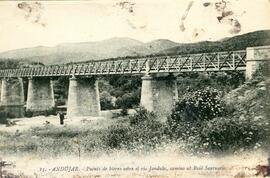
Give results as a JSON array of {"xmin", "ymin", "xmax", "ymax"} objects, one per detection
[
  {"xmin": 0, "ymin": 30, "xmax": 270, "ymax": 65},
  {"xmin": 115, "ymin": 39, "xmax": 180, "ymax": 57},
  {"xmin": 0, "ymin": 38, "xmax": 179, "ymax": 65},
  {"xmin": 159, "ymin": 30, "xmax": 270, "ymax": 55},
  {"xmin": 0, "ymin": 37, "xmax": 144, "ymax": 64}
]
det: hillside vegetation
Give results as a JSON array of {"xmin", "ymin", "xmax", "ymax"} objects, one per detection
[{"xmin": 160, "ymin": 30, "xmax": 270, "ymax": 55}]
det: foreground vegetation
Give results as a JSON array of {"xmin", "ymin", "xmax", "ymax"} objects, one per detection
[{"xmin": 0, "ymin": 64, "xmax": 269, "ymax": 157}]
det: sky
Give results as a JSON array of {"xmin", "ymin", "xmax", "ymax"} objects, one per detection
[{"xmin": 0, "ymin": 0, "xmax": 270, "ymax": 52}]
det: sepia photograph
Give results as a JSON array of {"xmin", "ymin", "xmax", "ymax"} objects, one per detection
[{"xmin": 0, "ymin": 0, "xmax": 270, "ymax": 177}]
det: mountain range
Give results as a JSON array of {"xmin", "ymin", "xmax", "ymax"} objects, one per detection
[{"xmin": 0, "ymin": 30, "xmax": 270, "ymax": 65}]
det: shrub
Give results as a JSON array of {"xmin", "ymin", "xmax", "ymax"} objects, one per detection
[
  {"xmin": 127, "ymin": 108, "xmax": 167, "ymax": 149},
  {"xmin": 54, "ymin": 98, "xmax": 66, "ymax": 106},
  {"xmin": 120, "ymin": 108, "xmax": 128, "ymax": 116},
  {"xmin": 129, "ymin": 107, "xmax": 156, "ymax": 126},
  {"xmin": 115, "ymin": 89, "xmax": 140, "ymax": 109},
  {"xmin": 0, "ymin": 113, "xmax": 9, "ymax": 125},
  {"xmin": 200, "ymin": 116, "xmax": 269, "ymax": 151},
  {"xmin": 100, "ymin": 91, "xmax": 114, "ymax": 110},
  {"xmin": 110, "ymin": 90, "xmax": 125, "ymax": 98},
  {"xmin": 104, "ymin": 124, "xmax": 131, "ymax": 149},
  {"xmin": 104, "ymin": 108, "xmax": 167, "ymax": 150},
  {"xmin": 169, "ymin": 87, "xmax": 225, "ymax": 124},
  {"xmin": 168, "ymin": 84, "xmax": 270, "ymax": 153},
  {"xmin": 177, "ymin": 72, "xmax": 245, "ymax": 97}
]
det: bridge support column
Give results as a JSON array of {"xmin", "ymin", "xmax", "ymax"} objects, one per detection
[
  {"xmin": 0, "ymin": 79, "xmax": 1, "ymax": 102},
  {"xmin": 140, "ymin": 74, "xmax": 178, "ymax": 120},
  {"xmin": 26, "ymin": 77, "xmax": 55, "ymax": 113},
  {"xmin": 246, "ymin": 46, "xmax": 270, "ymax": 80},
  {"xmin": 0, "ymin": 78, "xmax": 24, "ymax": 118},
  {"xmin": 67, "ymin": 76, "xmax": 100, "ymax": 118}
]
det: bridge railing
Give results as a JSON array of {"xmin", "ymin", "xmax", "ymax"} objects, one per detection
[{"xmin": 0, "ymin": 50, "xmax": 246, "ymax": 78}]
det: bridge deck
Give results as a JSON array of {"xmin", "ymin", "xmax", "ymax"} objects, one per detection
[{"xmin": 0, "ymin": 50, "xmax": 246, "ymax": 78}]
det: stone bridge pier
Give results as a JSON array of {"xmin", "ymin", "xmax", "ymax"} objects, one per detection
[
  {"xmin": 67, "ymin": 76, "xmax": 100, "ymax": 118},
  {"xmin": 140, "ymin": 74, "xmax": 178, "ymax": 120},
  {"xmin": 26, "ymin": 77, "xmax": 55, "ymax": 113},
  {"xmin": 0, "ymin": 77, "xmax": 25, "ymax": 118},
  {"xmin": 246, "ymin": 46, "xmax": 270, "ymax": 80}
]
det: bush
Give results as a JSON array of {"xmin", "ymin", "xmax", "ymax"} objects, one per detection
[
  {"xmin": 200, "ymin": 116, "xmax": 269, "ymax": 151},
  {"xmin": 104, "ymin": 108, "xmax": 167, "ymax": 150},
  {"xmin": 25, "ymin": 110, "xmax": 33, "ymax": 117},
  {"xmin": 169, "ymin": 87, "xmax": 225, "ymax": 124},
  {"xmin": 120, "ymin": 108, "xmax": 128, "ymax": 116},
  {"xmin": 127, "ymin": 110, "xmax": 166, "ymax": 149},
  {"xmin": 53, "ymin": 76, "xmax": 69, "ymax": 100},
  {"xmin": 104, "ymin": 124, "xmax": 131, "ymax": 149},
  {"xmin": 129, "ymin": 107, "xmax": 156, "ymax": 125},
  {"xmin": 0, "ymin": 113, "xmax": 9, "ymax": 125},
  {"xmin": 177, "ymin": 72, "xmax": 245, "ymax": 97},
  {"xmin": 167, "ymin": 83, "xmax": 270, "ymax": 153},
  {"xmin": 115, "ymin": 89, "xmax": 140, "ymax": 109},
  {"xmin": 100, "ymin": 91, "xmax": 115, "ymax": 110}
]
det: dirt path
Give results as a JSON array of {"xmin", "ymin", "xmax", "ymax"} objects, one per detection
[{"xmin": 0, "ymin": 115, "xmax": 105, "ymax": 133}]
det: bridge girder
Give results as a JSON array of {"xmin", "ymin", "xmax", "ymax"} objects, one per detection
[{"xmin": 0, "ymin": 50, "xmax": 246, "ymax": 78}]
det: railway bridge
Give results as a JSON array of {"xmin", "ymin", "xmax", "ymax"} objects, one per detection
[{"xmin": 0, "ymin": 46, "xmax": 269, "ymax": 118}]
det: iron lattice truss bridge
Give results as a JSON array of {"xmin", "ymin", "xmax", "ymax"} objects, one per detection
[{"xmin": 0, "ymin": 50, "xmax": 246, "ymax": 78}]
